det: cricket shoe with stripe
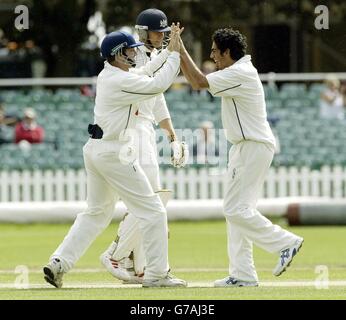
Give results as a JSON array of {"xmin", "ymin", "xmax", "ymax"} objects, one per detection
[
  {"xmin": 43, "ymin": 258, "xmax": 64, "ymax": 288},
  {"xmin": 100, "ymin": 252, "xmax": 132, "ymax": 281},
  {"xmin": 122, "ymin": 273, "xmax": 144, "ymax": 285},
  {"xmin": 273, "ymin": 237, "xmax": 304, "ymax": 277},
  {"xmin": 142, "ymin": 273, "xmax": 187, "ymax": 288},
  {"xmin": 214, "ymin": 276, "xmax": 258, "ymax": 287},
  {"xmin": 121, "ymin": 265, "xmax": 144, "ymax": 284}
]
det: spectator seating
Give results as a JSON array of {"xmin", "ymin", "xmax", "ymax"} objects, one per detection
[{"xmin": 0, "ymin": 83, "xmax": 344, "ymax": 170}]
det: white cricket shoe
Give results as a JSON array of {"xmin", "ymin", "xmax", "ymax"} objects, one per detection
[
  {"xmin": 100, "ymin": 252, "xmax": 132, "ymax": 281},
  {"xmin": 214, "ymin": 276, "xmax": 259, "ymax": 287},
  {"xmin": 121, "ymin": 265, "xmax": 144, "ymax": 284},
  {"xmin": 142, "ymin": 273, "xmax": 187, "ymax": 288},
  {"xmin": 273, "ymin": 237, "xmax": 304, "ymax": 276},
  {"xmin": 43, "ymin": 258, "xmax": 64, "ymax": 288}
]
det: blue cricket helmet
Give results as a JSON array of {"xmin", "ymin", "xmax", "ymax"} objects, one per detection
[
  {"xmin": 100, "ymin": 31, "xmax": 143, "ymax": 59},
  {"xmin": 135, "ymin": 8, "xmax": 170, "ymax": 32}
]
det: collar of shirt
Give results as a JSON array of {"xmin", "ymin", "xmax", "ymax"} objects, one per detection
[
  {"xmin": 142, "ymin": 45, "xmax": 152, "ymax": 54},
  {"xmin": 104, "ymin": 61, "xmax": 124, "ymax": 73},
  {"xmin": 138, "ymin": 46, "xmax": 158, "ymax": 55},
  {"xmin": 139, "ymin": 45, "xmax": 156, "ymax": 58},
  {"xmin": 231, "ymin": 54, "xmax": 251, "ymax": 67}
]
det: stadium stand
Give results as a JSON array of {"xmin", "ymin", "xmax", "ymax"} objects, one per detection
[{"xmin": 0, "ymin": 83, "xmax": 345, "ymax": 170}]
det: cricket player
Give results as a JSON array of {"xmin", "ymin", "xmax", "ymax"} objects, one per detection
[
  {"xmin": 179, "ymin": 26, "xmax": 304, "ymax": 287},
  {"xmin": 43, "ymin": 26, "xmax": 187, "ymax": 288},
  {"xmin": 99, "ymin": 9, "xmax": 188, "ymax": 284}
]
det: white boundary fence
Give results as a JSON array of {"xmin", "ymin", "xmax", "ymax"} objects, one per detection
[
  {"xmin": 0, "ymin": 166, "xmax": 345, "ymax": 202},
  {"xmin": 1, "ymin": 73, "xmax": 346, "ymax": 87}
]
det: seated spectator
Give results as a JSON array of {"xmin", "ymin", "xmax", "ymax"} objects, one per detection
[
  {"xmin": 202, "ymin": 60, "xmax": 216, "ymax": 75},
  {"xmin": 80, "ymin": 85, "xmax": 95, "ymax": 97},
  {"xmin": 0, "ymin": 109, "xmax": 14, "ymax": 144},
  {"xmin": 341, "ymin": 80, "xmax": 346, "ymax": 102},
  {"xmin": 0, "ymin": 101, "xmax": 19, "ymax": 126},
  {"xmin": 268, "ymin": 115, "xmax": 281, "ymax": 154},
  {"xmin": 320, "ymin": 74, "xmax": 345, "ymax": 120},
  {"xmin": 15, "ymin": 108, "xmax": 44, "ymax": 144},
  {"xmin": 193, "ymin": 120, "xmax": 219, "ymax": 164}
]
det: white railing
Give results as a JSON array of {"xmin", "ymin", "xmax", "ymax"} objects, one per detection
[
  {"xmin": 1, "ymin": 73, "xmax": 346, "ymax": 87},
  {"xmin": 0, "ymin": 166, "xmax": 345, "ymax": 202}
]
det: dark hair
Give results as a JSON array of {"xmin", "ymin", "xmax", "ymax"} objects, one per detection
[
  {"xmin": 107, "ymin": 56, "xmax": 115, "ymax": 64},
  {"xmin": 212, "ymin": 28, "xmax": 247, "ymax": 61},
  {"xmin": 107, "ymin": 47, "xmax": 126, "ymax": 64}
]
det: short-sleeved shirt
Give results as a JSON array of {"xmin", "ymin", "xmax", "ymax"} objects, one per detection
[{"xmin": 206, "ymin": 55, "xmax": 276, "ymax": 149}]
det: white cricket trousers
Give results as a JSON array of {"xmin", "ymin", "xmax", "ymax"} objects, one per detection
[
  {"xmin": 112, "ymin": 119, "xmax": 161, "ymax": 274},
  {"xmin": 52, "ymin": 138, "xmax": 169, "ymax": 280},
  {"xmin": 224, "ymin": 140, "xmax": 298, "ymax": 282}
]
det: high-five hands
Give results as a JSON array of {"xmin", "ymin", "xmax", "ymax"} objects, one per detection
[{"xmin": 167, "ymin": 22, "xmax": 184, "ymax": 53}]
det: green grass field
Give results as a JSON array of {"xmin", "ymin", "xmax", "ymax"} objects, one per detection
[{"xmin": 0, "ymin": 221, "xmax": 345, "ymax": 300}]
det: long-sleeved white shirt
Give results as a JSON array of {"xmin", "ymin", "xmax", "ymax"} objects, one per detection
[
  {"xmin": 133, "ymin": 46, "xmax": 172, "ymax": 124},
  {"xmin": 93, "ymin": 51, "xmax": 180, "ymax": 140}
]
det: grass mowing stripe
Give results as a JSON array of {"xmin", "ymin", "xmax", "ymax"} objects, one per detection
[
  {"xmin": 1, "ymin": 280, "xmax": 346, "ymax": 289},
  {"xmin": 0, "ymin": 222, "xmax": 345, "ymax": 299}
]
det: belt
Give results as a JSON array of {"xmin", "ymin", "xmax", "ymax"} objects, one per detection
[{"xmin": 88, "ymin": 124, "xmax": 103, "ymax": 139}]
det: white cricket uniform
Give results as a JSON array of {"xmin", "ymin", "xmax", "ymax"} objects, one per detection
[
  {"xmin": 111, "ymin": 46, "xmax": 173, "ymax": 274},
  {"xmin": 51, "ymin": 50, "xmax": 180, "ymax": 281},
  {"xmin": 133, "ymin": 46, "xmax": 171, "ymax": 190},
  {"xmin": 206, "ymin": 55, "xmax": 299, "ymax": 282}
]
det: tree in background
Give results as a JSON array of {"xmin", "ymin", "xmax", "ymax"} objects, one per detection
[
  {"xmin": 29, "ymin": 0, "xmax": 96, "ymax": 76},
  {"xmin": 1, "ymin": 0, "xmax": 346, "ymax": 76},
  {"xmin": 2, "ymin": 0, "xmax": 96, "ymax": 77}
]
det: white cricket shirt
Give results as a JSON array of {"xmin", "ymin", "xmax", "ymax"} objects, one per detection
[
  {"xmin": 94, "ymin": 51, "xmax": 180, "ymax": 140},
  {"xmin": 206, "ymin": 55, "xmax": 276, "ymax": 148},
  {"xmin": 135, "ymin": 46, "xmax": 171, "ymax": 124}
]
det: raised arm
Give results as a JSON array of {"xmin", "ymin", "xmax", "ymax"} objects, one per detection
[
  {"xmin": 180, "ymin": 38, "xmax": 209, "ymax": 90},
  {"xmin": 131, "ymin": 23, "xmax": 182, "ymax": 77},
  {"xmin": 118, "ymin": 53, "xmax": 180, "ymax": 103},
  {"xmin": 131, "ymin": 49, "xmax": 171, "ymax": 77},
  {"xmin": 116, "ymin": 25, "xmax": 182, "ymax": 106}
]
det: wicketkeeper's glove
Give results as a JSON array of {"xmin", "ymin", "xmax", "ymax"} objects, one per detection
[{"xmin": 170, "ymin": 141, "xmax": 189, "ymax": 168}]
